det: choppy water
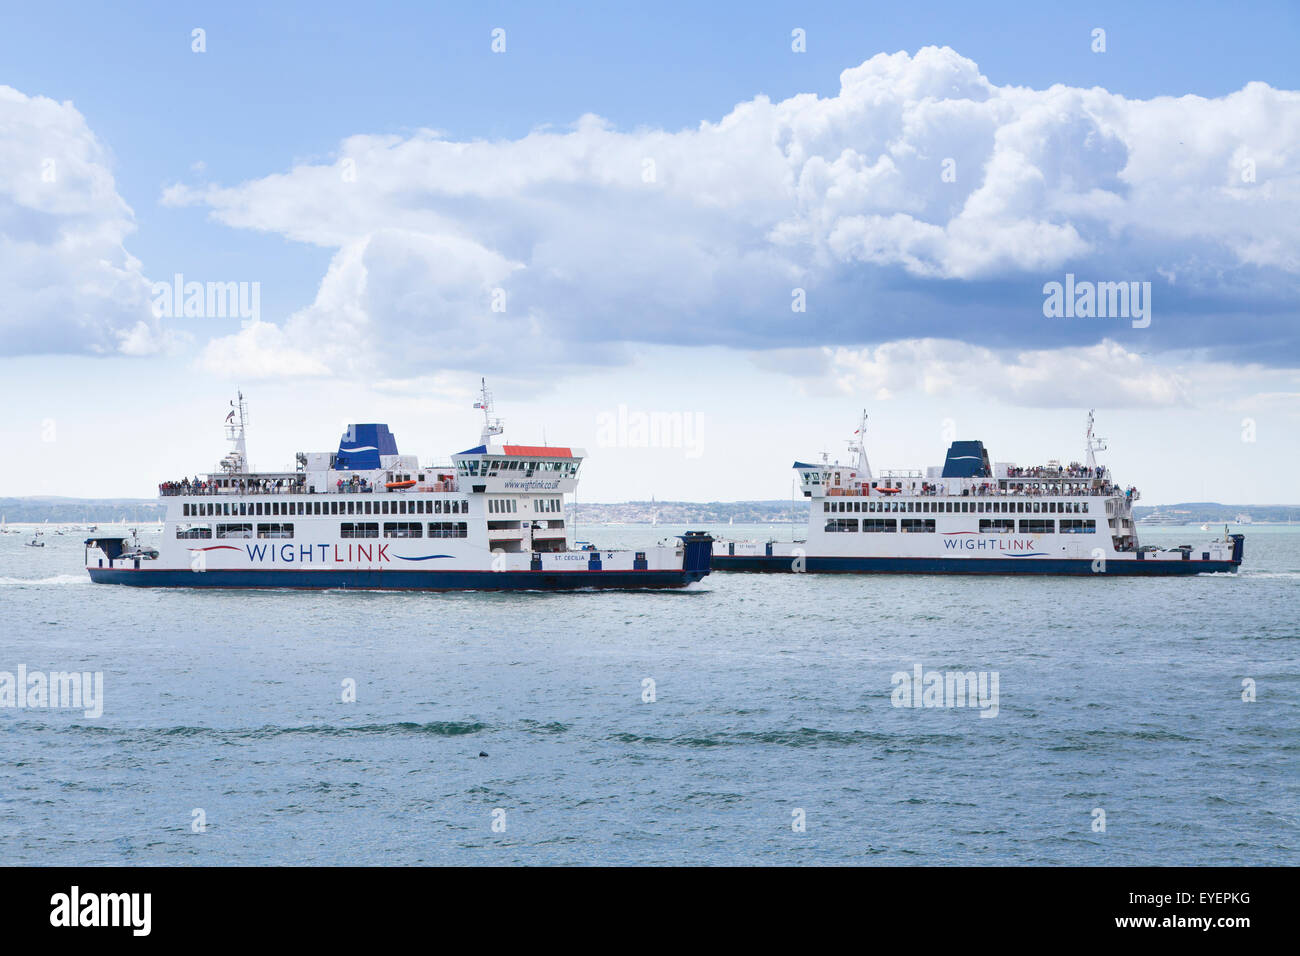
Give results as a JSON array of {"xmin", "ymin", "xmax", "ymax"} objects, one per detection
[{"xmin": 1, "ymin": 523, "xmax": 1296, "ymax": 865}]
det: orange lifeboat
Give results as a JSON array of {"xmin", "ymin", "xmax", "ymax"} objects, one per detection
[{"xmin": 385, "ymin": 479, "xmax": 417, "ymax": 490}]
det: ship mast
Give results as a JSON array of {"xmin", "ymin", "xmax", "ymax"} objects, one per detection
[
  {"xmin": 475, "ymin": 377, "xmax": 504, "ymax": 446},
  {"xmin": 847, "ymin": 410, "xmax": 872, "ymax": 480},
  {"xmin": 220, "ymin": 391, "xmax": 249, "ymax": 474},
  {"xmin": 1084, "ymin": 409, "xmax": 1107, "ymax": 473}
]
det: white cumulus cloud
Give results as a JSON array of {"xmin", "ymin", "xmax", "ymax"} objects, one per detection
[
  {"xmin": 161, "ymin": 46, "xmax": 1300, "ymax": 379},
  {"xmin": 0, "ymin": 85, "xmax": 162, "ymax": 357},
  {"xmin": 811, "ymin": 338, "xmax": 1191, "ymax": 408}
]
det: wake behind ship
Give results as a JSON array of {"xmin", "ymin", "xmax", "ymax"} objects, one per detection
[
  {"xmin": 713, "ymin": 411, "xmax": 1243, "ymax": 576},
  {"xmin": 85, "ymin": 384, "xmax": 712, "ymax": 590}
]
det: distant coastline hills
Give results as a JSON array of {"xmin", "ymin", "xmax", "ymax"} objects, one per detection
[{"xmin": 1, "ymin": 496, "xmax": 1298, "ymax": 526}]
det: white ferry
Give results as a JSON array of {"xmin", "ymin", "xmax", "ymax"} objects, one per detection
[
  {"xmin": 712, "ymin": 412, "xmax": 1243, "ymax": 575},
  {"xmin": 1137, "ymin": 509, "xmax": 1190, "ymax": 526},
  {"xmin": 85, "ymin": 384, "xmax": 713, "ymax": 590}
]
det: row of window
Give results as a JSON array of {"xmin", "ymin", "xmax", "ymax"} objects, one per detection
[
  {"xmin": 824, "ymin": 499, "xmax": 1090, "ymax": 515},
  {"xmin": 180, "ymin": 521, "xmax": 473, "ymax": 540},
  {"xmin": 824, "ymin": 518, "xmax": 1099, "ymax": 534},
  {"xmin": 825, "ymin": 519, "xmax": 911, "ymax": 533},
  {"xmin": 340, "ymin": 522, "xmax": 469, "ymax": 539},
  {"xmin": 489, "ymin": 499, "xmax": 517, "ymax": 514},
  {"xmin": 459, "ymin": 460, "xmax": 578, "ymax": 478},
  {"xmin": 183, "ymin": 498, "xmax": 468, "ymax": 518},
  {"xmin": 185, "ymin": 522, "xmax": 297, "ymax": 540},
  {"xmin": 1059, "ymin": 519, "xmax": 1098, "ymax": 533}
]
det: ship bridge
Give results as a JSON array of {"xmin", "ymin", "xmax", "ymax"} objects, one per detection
[{"xmin": 452, "ymin": 444, "xmax": 584, "ymax": 495}]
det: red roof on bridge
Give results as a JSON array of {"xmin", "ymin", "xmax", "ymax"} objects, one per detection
[{"xmin": 502, "ymin": 445, "xmax": 573, "ymax": 458}]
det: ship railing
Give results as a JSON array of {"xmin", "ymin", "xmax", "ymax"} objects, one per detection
[
  {"xmin": 825, "ymin": 483, "xmax": 1124, "ymax": 499},
  {"xmin": 161, "ymin": 481, "xmax": 312, "ymax": 497},
  {"xmin": 160, "ymin": 477, "xmax": 461, "ymax": 496},
  {"xmin": 1003, "ymin": 465, "xmax": 1104, "ymax": 480}
]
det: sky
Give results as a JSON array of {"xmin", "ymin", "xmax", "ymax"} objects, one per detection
[{"xmin": 1, "ymin": 0, "xmax": 1298, "ymax": 504}]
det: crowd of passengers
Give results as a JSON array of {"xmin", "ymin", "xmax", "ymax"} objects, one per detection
[
  {"xmin": 882, "ymin": 481, "xmax": 1135, "ymax": 500},
  {"xmin": 159, "ymin": 475, "xmax": 308, "ymax": 496},
  {"xmin": 1005, "ymin": 464, "xmax": 1105, "ymax": 479}
]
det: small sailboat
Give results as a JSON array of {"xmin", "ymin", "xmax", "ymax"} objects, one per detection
[
  {"xmin": 1200, "ymin": 523, "xmax": 1210, "ymax": 532},
  {"xmin": 26, "ymin": 532, "xmax": 45, "ymax": 548}
]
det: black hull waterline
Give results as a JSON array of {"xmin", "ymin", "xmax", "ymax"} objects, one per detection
[
  {"xmin": 712, "ymin": 554, "xmax": 1241, "ymax": 575},
  {"xmin": 86, "ymin": 567, "xmax": 710, "ymax": 590}
]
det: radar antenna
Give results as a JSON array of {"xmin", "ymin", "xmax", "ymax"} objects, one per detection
[
  {"xmin": 474, "ymin": 378, "xmax": 504, "ymax": 446},
  {"xmin": 220, "ymin": 391, "xmax": 249, "ymax": 474},
  {"xmin": 847, "ymin": 410, "xmax": 872, "ymax": 480},
  {"xmin": 1084, "ymin": 409, "xmax": 1107, "ymax": 472}
]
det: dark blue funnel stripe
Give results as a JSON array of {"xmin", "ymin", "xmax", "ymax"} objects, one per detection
[
  {"xmin": 336, "ymin": 424, "xmax": 399, "ymax": 470},
  {"xmin": 941, "ymin": 440, "xmax": 991, "ymax": 478}
]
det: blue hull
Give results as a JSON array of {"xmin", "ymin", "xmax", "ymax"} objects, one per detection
[
  {"xmin": 712, "ymin": 555, "xmax": 1239, "ymax": 575},
  {"xmin": 87, "ymin": 567, "xmax": 708, "ymax": 590}
]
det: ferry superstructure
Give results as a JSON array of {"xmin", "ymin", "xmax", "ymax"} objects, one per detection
[
  {"xmin": 85, "ymin": 384, "xmax": 713, "ymax": 590},
  {"xmin": 712, "ymin": 411, "xmax": 1243, "ymax": 575}
]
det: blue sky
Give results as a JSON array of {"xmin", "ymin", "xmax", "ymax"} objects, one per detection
[{"xmin": 1, "ymin": 1, "xmax": 1298, "ymax": 502}]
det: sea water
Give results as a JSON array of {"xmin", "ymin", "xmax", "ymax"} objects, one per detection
[{"xmin": 1, "ymin": 524, "xmax": 1295, "ymax": 865}]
